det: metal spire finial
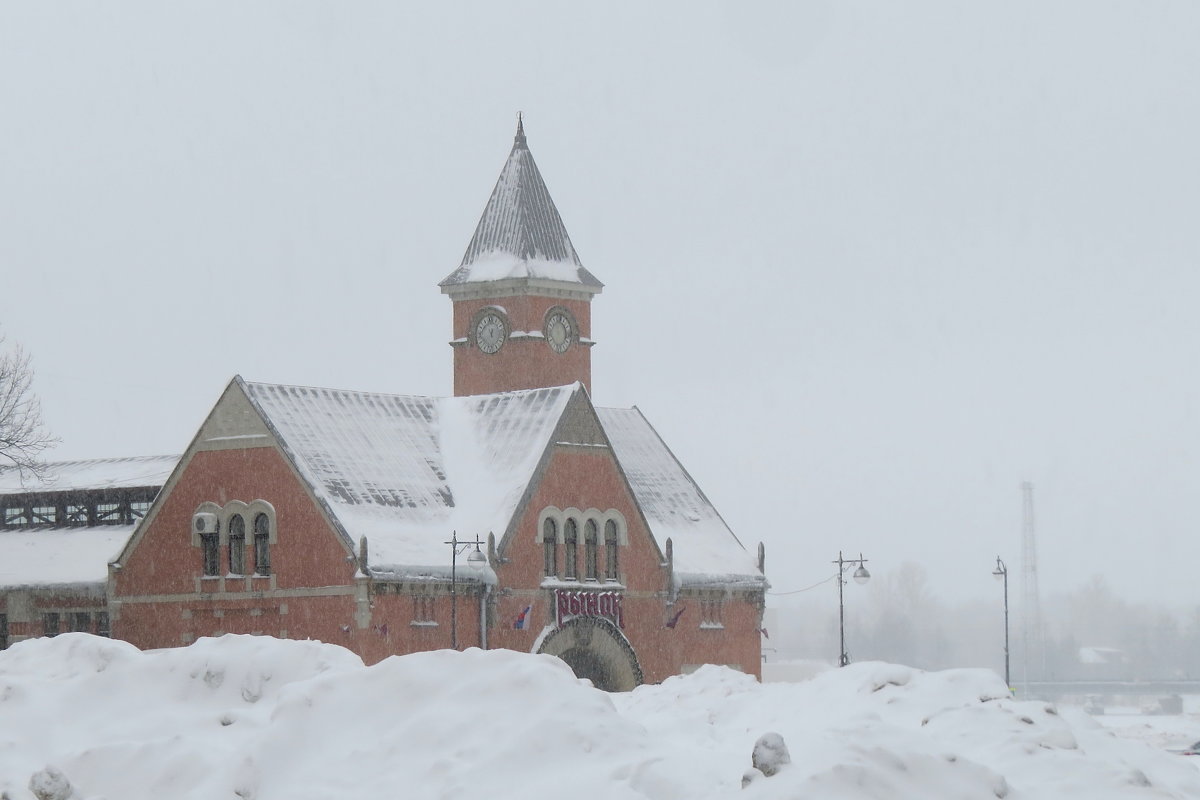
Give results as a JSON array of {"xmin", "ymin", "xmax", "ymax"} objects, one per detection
[{"xmin": 515, "ymin": 111, "xmax": 527, "ymax": 147}]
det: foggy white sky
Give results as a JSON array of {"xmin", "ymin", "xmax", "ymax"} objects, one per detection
[{"xmin": 2, "ymin": 1, "xmax": 1197, "ymax": 607}]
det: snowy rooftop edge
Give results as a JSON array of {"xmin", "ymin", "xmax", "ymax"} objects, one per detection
[{"xmin": 0, "ymin": 455, "xmax": 179, "ymax": 495}]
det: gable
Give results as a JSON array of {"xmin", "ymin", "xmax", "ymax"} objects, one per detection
[
  {"xmin": 495, "ymin": 387, "xmax": 667, "ymax": 571},
  {"xmin": 497, "ymin": 439, "xmax": 666, "ymax": 592},
  {"xmin": 113, "ymin": 377, "xmax": 353, "ymax": 572},
  {"xmin": 193, "ymin": 380, "xmax": 274, "ymax": 452},
  {"xmin": 553, "ymin": 390, "xmax": 607, "ymax": 447}
]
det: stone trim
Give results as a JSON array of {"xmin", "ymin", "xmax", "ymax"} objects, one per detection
[
  {"xmin": 535, "ymin": 506, "xmax": 628, "ymax": 545},
  {"xmin": 110, "ymin": 584, "xmax": 357, "ymax": 605},
  {"xmin": 441, "ymin": 278, "xmax": 601, "ymax": 302}
]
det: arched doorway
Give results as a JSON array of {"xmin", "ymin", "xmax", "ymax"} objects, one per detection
[{"xmin": 537, "ymin": 616, "xmax": 643, "ymax": 692}]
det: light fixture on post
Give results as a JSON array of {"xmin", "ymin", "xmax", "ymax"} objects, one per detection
[
  {"xmin": 834, "ymin": 551, "xmax": 870, "ymax": 667},
  {"xmin": 993, "ymin": 555, "xmax": 1010, "ymax": 691},
  {"xmin": 444, "ymin": 531, "xmax": 487, "ymax": 650}
]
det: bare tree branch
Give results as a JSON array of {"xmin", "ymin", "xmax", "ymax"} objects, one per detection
[{"xmin": 0, "ymin": 334, "xmax": 57, "ymax": 482}]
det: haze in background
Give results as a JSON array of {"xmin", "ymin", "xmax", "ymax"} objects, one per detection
[{"xmin": 2, "ymin": 1, "xmax": 1197, "ymax": 607}]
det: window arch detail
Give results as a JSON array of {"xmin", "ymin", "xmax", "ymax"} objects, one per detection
[
  {"xmin": 191, "ymin": 500, "xmax": 277, "ymax": 585},
  {"xmin": 537, "ymin": 506, "xmax": 627, "ymax": 584},
  {"xmin": 228, "ymin": 513, "xmax": 246, "ymax": 576}
]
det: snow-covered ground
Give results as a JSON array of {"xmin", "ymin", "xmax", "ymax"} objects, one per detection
[
  {"xmin": 1093, "ymin": 708, "xmax": 1200, "ymax": 756},
  {"xmin": 3, "ymin": 635, "xmax": 1199, "ymax": 799}
]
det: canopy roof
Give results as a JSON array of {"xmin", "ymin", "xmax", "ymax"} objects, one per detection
[
  {"xmin": 0, "ymin": 455, "xmax": 178, "ymax": 496},
  {"xmin": 0, "ymin": 526, "xmax": 132, "ymax": 590}
]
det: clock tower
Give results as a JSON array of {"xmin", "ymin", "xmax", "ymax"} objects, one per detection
[{"xmin": 440, "ymin": 119, "xmax": 603, "ymax": 397}]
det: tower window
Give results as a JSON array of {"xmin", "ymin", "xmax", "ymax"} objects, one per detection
[
  {"xmin": 564, "ymin": 519, "xmax": 578, "ymax": 580},
  {"xmin": 584, "ymin": 519, "xmax": 598, "ymax": 580},
  {"xmin": 253, "ymin": 513, "xmax": 271, "ymax": 576},
  {"xmin": 542, "ymin": 518, "xmax": 558, "ymax": 577},
  {"xmin": 228, "ymin": 514, "xmax": 246, "ymax": 576},
  {"xmin": 604, "ymin": 519, "xmax": 619, "ymax": 581}
]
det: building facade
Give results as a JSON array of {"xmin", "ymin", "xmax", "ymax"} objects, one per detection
[{"xmin": 8, "ymin": 122, "xmax": 767, "ymax": 689}]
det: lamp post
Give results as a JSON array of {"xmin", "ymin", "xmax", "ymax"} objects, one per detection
[
  {"xmin": 444, "ymin": 531, "xmax": 486, "ymax": 650},
  {"xmin": 834, "ymin": 551, "xmax": 870, "ymax": 667},
  {"xmin": 992, "ymin": 555, "xmax": 1010, "ymax": 691}
]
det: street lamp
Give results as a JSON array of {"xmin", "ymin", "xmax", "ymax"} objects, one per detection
[
  {"xmin": 992, "ymin": 555, "xmax": 1010, "ymax": 691},
  {"xmin": 834, "ymin": 551, "xmax": 870, "ymax": 667},
  {"xmin": 444, "ymin": 531, "xmax": 487, "ymax": 650}
]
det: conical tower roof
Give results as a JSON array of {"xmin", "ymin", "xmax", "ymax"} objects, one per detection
[{"xmin": 440, "ymin": 119, "xmax": 603, "ymax": 292}]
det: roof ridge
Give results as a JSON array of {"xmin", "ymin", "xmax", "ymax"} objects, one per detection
[
  {"xmin": 242, "ymin": 379, "xmax": 443, "ymax": 403},
  {"xmin": 243, "ymin": 379, "xmax": 579, "ymax": 404},
  {"xmin": 0, "ymin": 453, "xmax": 179, "ymax": 470}
]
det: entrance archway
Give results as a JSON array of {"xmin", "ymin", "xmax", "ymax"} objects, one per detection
[{"xmin": 537, "ymin": 616, "xmax": 643, "ymax": 692}]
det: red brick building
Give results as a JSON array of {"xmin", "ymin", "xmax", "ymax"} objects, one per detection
[{"xmin": 20, "ymin": 122, "xmax": 767, "ymax": 689}]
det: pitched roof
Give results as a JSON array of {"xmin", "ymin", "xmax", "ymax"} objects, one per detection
[
  {"xmin": 242, "ymin": 380, "xmax": 576, "ymax": 573},
  {"xmin": 596, "ymin": 407, "xmax": 762, "ymax": 582},
  {"xmin": 0, "ymin": 455, "xmax": 178, "ymax": 495},
  {"xmin": 238, "ymin": 379, "xmax": 758, "ymax": 584},
  {"xmin": 439, "ymin": 119, "xmax": 603, "ymax": 291}
]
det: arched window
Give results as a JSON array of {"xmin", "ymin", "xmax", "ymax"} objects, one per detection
[
  {"xmin": 228, "ymin": 514, "xmax": 246, "ymax": 575},
  {"xmin": 564, "ymin": 519, "xmax": 578, "ymax": 580},
  {"xmin": 201, "ymin": 521, "xmax": 220, "ymax": 577},
  {"xmin": 584, "ymin": 519, "xmax": 598, "ymax": 581},
  {"xmin": 604, "ymin": 519, "xmax": 619, "ymax": 581},
  {"xmin": 253, "ymin": 513, "xmax": 271, "ymax": 576},
  {"xmin": 542, "ymin": 518, "xmax": 558, "ymax": 577}
]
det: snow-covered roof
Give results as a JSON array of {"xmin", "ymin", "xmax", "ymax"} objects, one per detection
[
  {"xmin": 239, "ymin": 380, "xmax": 757, "ymax": 584},
  {"xmin": 0, "ymin": 455, "xmax": 178, "ymax": 495},
  {"xmin": 439, "ymin": 120, "xmax": 603, "ymax": 291},
  {"xmin": 596, "ymin": 407, "xmax": 761, "ymax": 581},
  {"xmin": 243, "ymin": 381, "xmax": 575, "ymax": 572},
  {"xmin": 0, "ymin": 525, "xmax": 131, "ymax": 590}
]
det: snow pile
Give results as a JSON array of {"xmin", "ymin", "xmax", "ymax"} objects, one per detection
[{"xmin": 2, "ymin": 635, "xmax": 1199, "ymax": 799}]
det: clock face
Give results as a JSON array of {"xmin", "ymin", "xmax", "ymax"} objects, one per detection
[
  {"xmin": 545, "ymin": 311, "xmax": 573, "ymax": 353},
  {"xmin": 475, "ymin": 312, "xmax": 506, "ymax": 354}
]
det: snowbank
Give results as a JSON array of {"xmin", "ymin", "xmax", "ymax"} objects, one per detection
[{"xmin": 2, "ymin": 635, "xmax": 1198, "ymax": 799}]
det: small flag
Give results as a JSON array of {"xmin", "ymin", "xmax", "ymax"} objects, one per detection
[
  {"xmin": 758, "ymin": 628, "xmax": 769, "ymax": 639},
  {"xmin": 665, "ymin": 606, "xmax": 687, "ymax": 629},
  {"xmin": 513, "ymin": 605, "xmax": 532, "ymax": 630}
]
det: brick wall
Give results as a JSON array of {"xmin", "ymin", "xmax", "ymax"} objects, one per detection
[{"xmin": 451, "ymin": 295, "xmax": 593, "ymax": 396}]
